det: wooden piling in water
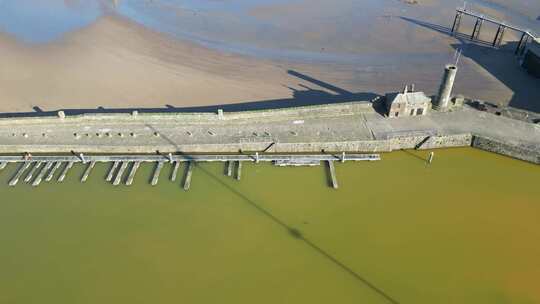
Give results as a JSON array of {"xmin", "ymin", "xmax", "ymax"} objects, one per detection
[
  {"xmin": 81, "ymin": 161, "xmax": 96, "ymax": 183},
  {"xmin": 106, "ymin": 161, "xmax": 120, "ymax": 182},
  {"xmin": 126, "ymin": 161, "xmax": 141, "ymax": 186},
  {"xmin": 183, "ymin": 161, "xmax": 194, "ymax": 191},
  {"xmin": 170, "ymin": 161, "xmax": 180, "ymax": 182},
  {"xmin": 226, "ymin": 161, "xmax": 233, "ymax": 177},
  {"xmin": 9, "ymin": 162, "xmax": 31, "ymax": 186},
  {"xmin": 24, "ymin": 161, "xmax": 43, "ymax": 183},
  {"xmin": 32, "ymin": 162, "xmax": 53, "ymax": 187},
  {"xmin": 113, "ymin": 161, "xmax": 129, "ymax": 186},
  {"xmin": 235, "ymin": 161, "xmax": 242, "ymax": 181},
  {"xmin": 327, "ymin": 160, "xmax": 338, "ymax": 189},
  {"xmin": 58, "ymin": 162, "xmax": 74, "ymax": 182},
  {"xmin": 45, "ymin": 162, "xmax": 62, "ymax": 182},
  {"xmin": 151, "ymin": 162, "xmax": 164, "ymax": 186}
]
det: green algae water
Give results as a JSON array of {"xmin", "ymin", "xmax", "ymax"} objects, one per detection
[{"xmin": 0, "ymin": 148, "xmax": 538, "ymax": 304}]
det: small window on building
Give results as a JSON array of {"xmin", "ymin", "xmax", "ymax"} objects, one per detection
[
  {"xmin": 416, "ymin": 108, "xmax": 424, "ymax": 115},
  {"xmin": 410, "ymin": 109, "xmax": 415, "ymax": 116}
]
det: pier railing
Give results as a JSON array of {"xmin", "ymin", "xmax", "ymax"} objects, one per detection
[{"xmin": 451, "ymin": 8, "xmax": 537, "ymax": 54}]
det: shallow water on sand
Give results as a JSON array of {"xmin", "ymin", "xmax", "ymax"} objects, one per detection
[
  {"xmin": 1, "ymin": 0, "xmax": 538, "ymax": 58},
  {"xmin": 0, "ymin": 148, "xmax": 538, "ymax": 303}
]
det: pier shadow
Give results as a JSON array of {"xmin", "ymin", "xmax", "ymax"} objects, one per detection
[
  {"xmin": 147, "ymin": 127, "xmax": 399, "ymax": 304},
  {"xmin": 0, "ymin": 70, "xmax": 379, "ymax": 118},
  {"xmin": 401, "ymin": 149, "xmax": 427, "ymax": 163},
  {"xmin": 399, "ymin": 16, "xmax": 540, "ymax": 113}
]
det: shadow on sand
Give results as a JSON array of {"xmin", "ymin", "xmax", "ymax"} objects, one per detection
[
  {"xmin": 0, "ymin": 70, "xmax": 379, "ymax": 118},
  {"xmin": 399, "ymin": 16, "xmax": 540, "ymax": 113}
]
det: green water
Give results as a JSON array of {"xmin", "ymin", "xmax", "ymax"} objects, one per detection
[{"xmin": 0, "ymin": 148, "xmax": 538, "ymax": 304}]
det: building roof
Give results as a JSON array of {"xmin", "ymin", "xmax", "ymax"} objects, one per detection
[{"xmin": 386, "ymin": 91, "xmax": 431, "ymax": 106}]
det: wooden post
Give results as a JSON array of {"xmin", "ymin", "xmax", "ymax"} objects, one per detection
[
  {"xmin": 58, "ymin": 162, "xmax": 74, "ymax": 182},
  {"xmin": 151, "ymin": 162, "xmax": 164, "ymax": 186},
  {"xmin": 171, "ymin": 161, "xmax": 180, "ymax": 182},
  {"xmin": 106, "ymin": 161, "xmax": 120, "ymax": 182},
  {"xmin": 126, "ymin": 162, "xmax": 141, "ymax": 186},
  {"xmin": 428, "ymin": 152, "xmax": 435, "ymax": 164},
  {"xmin": 327, "ymin": 161, "xmax": 338, "ymax": 189},
  {"xmin": 451, "ymin": 11, "xmax": 463, "ymax": 34},
  {"xmin": 33, "ymin": 162, "xmax": 53, "ymax": 187},
  {"xmin": 45, "ymin": 161, "xmax": 62, "ymax": 182},
  {"xmin": 183, "ymin": 161, "xmax": 194, "ymax": 190},
  {"xmin": 81, "ymin": 161, "xmax": 96, "ymax": 183},
  {"xmin": 24, "ymin": 162, "xmax": 43, "ymax": 183},
  {"xmin": 235, "ymin": 161, "xmax": 242, "ymax": 181},
  {"xmin": 9, "ymin": 162, "xmax": 31, "ymax": 186},
  {"xmin": 113, "ymin": 162, "xmax": 129, "ymax": 186}
]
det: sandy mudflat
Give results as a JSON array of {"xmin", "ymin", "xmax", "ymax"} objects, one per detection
[
  {"xmin": 0, "ymin": 14, "xmax": 313, "ymax": 113},
  {"xmin": 0, "ymin": 0, "xmax": 539, "ymax": 114}
]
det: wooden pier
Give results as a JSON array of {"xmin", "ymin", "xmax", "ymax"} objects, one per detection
[
  {"xmin": 0, "ymin": 153, "xmax": 380, "ymax": 164},
  {"xmin": 274, "ymin": 159, "xmax": 321, "ymax": 166},
  {"xmin": 113, "ymin": 162, "xmax": 129, "ymax": 186},
  {"xmin": 183, "ymin": 161, "xmax": 194, "ymax": 191},
  {"xmin": 126, "ymin": 161, "xmax": 140, "ymax": 186},
  {"xmin": 81, "ymin": 161, "xmax": 96, "ymax": 183},
  {"xmin": 58, "ymin": 162, "xmax": 73, "ymax": 182},
  {"xmin": 9, "ymin": 162, "xmax": 31, "ymax": 186},
  {"xmin": 151, "ymin": 162, "xmax": 164, "ymax": 186}
]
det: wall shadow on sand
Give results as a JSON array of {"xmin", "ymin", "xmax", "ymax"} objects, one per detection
[{"xmin": 0, "ymin": 70, "xmax": 379, "ymax": 118}]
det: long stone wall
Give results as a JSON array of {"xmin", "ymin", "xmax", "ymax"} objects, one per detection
[
  {"xmin": 0, "ymin": 100, "xmax": 538, "ymax": 165},
  {"xmin": 472, "ymin": 136, "xmax": 540, "ymax": 164},
  {"xmin": 0, "ymin": 134, "xmax": 473, "ymax": 154},
  {"xmin": 1, "ymin": 132, "xmax": 539, "ymax": 165},
  {"xmin": 0, "ymin": 101, "xmax": 374, "ymax": 126}
]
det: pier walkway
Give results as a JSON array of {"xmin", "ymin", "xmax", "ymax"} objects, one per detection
[{"xmin": 0, "ymin": 154, "xmax": 380, "ymax": 163}]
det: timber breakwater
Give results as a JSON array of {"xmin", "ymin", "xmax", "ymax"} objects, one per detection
[{"xmin": 0, "ymin": 154, "xmax": 379, "ymax": 190}]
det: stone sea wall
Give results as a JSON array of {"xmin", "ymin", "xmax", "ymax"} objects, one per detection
[
  {"xmin": 472, "ymin": 136, "xmax": 540, "ymax": 164},
  {"xmin": 0, "ymin": 134, "xmax": 472, "ymax": 154},
  {"xmin": 0, "ymin": 101, "xmax": 538, "ymax": 164},
  {"xmin": 1, "ymin": 133, "xmax": 539, "ymax": 165}
]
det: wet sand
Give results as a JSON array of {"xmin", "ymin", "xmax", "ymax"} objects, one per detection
[
  {"xmin": 0, "ymin": 15, "xmax": 303, "ymax": 113},
  {"xmin": 0, "ymin": 0, "xmax": 539, "ymax": 113}
]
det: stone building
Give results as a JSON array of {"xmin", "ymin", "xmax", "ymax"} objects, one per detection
[
  {"xmin": 385, "ymin": 86, "xmax": 431, "ymax": 118},
  {"xmin": 522, "ymin": 38, "xmax": 540, "ymax": 78}
]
